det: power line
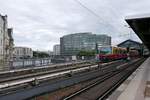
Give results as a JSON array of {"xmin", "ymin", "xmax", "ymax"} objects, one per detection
[
  {"xmin": 73, "ymin": 0, "xmax": 111, "ymax": 33},
  {"xmin": 73, "ymin": 0, "xmax": 131, "ymax": 38},
  {"xmin": 73, "ymin": 0, "xmax": 102, "ymax": 21}
]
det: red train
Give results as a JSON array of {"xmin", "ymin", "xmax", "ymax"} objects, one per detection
[
  {"xmin": 98, "ymin": 46, "xmax": 140, "ymax": 62},
  {"xmin": 98, "ymin": 46, "xmax": 128, "ymax": 62}
]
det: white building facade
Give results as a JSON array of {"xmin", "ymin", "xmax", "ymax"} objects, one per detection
[
  {"xmin": 0, "ymin": 15, "xmax": 10, "ymax": 61},
  {"xmin": 0, "ymin": 15, "xmax": 4, "ymax": 61},
  {"xmin": 53, "ymin": 44, "xmax": 60, "ymax": 55},
  {"xmin": 7, "ymin": 28, "xmax": 14, "ymax": 60},
  {"xmin": 13, "ymin": 47, "xmax": 33, "ymax": 59}
]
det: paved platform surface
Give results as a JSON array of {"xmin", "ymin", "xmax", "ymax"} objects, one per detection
[{"xmin": 107, "ymin": 57, "xmax": 150, "ymax": 100}]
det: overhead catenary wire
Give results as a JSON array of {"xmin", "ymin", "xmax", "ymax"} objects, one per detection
[
  {"xmin": 74, "ymin": 0, "xmax": 137, "ymax": 41},
  {"xmin": 73, "ymin": 0, "xmax": 110, "ymax": 33},
  {"xmin": 73, "ymin": 0, "xmax": 103, "ymax": 22}
]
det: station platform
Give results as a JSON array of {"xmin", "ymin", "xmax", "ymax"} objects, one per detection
[{"xmin": 107, "ymin": 57, "xmax": 150, "ymax": 100}]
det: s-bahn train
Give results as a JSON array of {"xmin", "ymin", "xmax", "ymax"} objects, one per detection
[
  {"xmin": 98, "ymin": 46, "xmax": 140, "ymax": 62},
  {"xmin": 98, "ymin": 46, "xmax": 127, "ymax": 62}
]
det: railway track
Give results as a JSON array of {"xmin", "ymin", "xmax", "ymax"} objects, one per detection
[
  {"xmin": 0, "ymin": 58, "xmax": 144, "ymax": 100},
  {"xmin": 0, "ymin": 60, "xmax": 126, "ymax": 96},
  {"xmin": 0, "ymin": 60, "xmax": 123, "ymax": 84},
  {"xmin": 29, "ymin": 58, "xmax": 143, "ymax": 100},
  {"xmin": 0, "ymin": 63, "xmax": 93, "ymax": 83},
  {"xmin": 62, "ymin": 58, "xmax": 145, "ymax": 100},
  {"xmin": 0, "ymin": 61, "xmax": 92, "ymax": 78},
  {"xmin": 0, "ymin": 60, "xmax": 120, "ymax": 82}
]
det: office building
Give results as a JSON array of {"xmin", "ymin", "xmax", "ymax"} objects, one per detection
[
  {"xmin": 53, "ymin": 44, "xmax": 60, "ymax": 55},
  {"xmin": 60, "ymin": 32, "xmax": 111, "ymax": 56}
]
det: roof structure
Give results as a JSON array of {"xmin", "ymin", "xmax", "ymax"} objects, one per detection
[
  {"xmin": 117, "ymin": 39, "xmax": 142, "ymax": 47},
  {"xmin": 125, "ymin": 13, "xmax": 150, "ymax": 20},
  {"xmin": 125, "ymin": 14, "xmax": 150, "ymax": 50}
]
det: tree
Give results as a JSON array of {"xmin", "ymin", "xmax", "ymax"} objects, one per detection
[
  {"xmin": 33, "ymin": 51, "xmax": 49, "ymax": 58},
  {"xmin": 77, "ymin": 50, "xmax": 96, "ymax": 57}
]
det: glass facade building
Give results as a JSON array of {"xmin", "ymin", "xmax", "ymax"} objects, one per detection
[{"xmin": 60, "ymin": 32, "xmax": 111, "ymax": 56}]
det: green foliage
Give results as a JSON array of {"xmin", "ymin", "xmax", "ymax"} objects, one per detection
[
  {"xmin": 77, "ymin": 50, "xmax": 96, "ymax": 57},
  {"xmin": 33, "ymin": 51, "xmax": 49, "ymax": 58},
  {"xmin": 100, "ymin": 51, "xmax": 109, "ymax": 54}
]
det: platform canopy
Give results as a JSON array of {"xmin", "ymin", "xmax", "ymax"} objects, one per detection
[{"xmin": 125, "ymin": 14, "xmax": 150, "ymax": 50}]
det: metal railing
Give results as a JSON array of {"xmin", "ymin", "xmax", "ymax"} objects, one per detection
[
  {"xmin": 9, "ymin": 58, "xmax": 52, "ymax": 69},
  {"xmin": 0, "ymin": 57, "xmax": 95, "ymax": 71}
]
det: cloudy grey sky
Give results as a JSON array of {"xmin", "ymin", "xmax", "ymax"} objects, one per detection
[{"xmin": 0, "ymin": 0, "xmax": 149, "ymax": 51}]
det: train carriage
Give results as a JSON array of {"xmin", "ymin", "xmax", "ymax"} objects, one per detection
[{"xmin": 98, "ymin": 46, "xmax": 127, "ymax": 62}]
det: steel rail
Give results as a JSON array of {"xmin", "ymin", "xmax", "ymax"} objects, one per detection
[{"xmin": 63, "ymin": 58, "xmax": 145, "ymax": 100}]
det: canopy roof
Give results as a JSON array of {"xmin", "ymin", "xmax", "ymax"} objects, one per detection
[{"xmin": 125, "ymin": 14, "xmax": 150, "ymax": 50}]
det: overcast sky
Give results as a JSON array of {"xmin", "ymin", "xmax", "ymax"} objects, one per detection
[{"xmin": 0, "ymin": 0, "xmax": 149, "ymax": 51}]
